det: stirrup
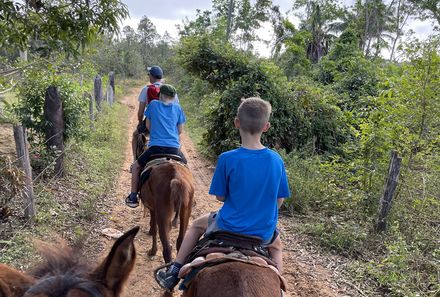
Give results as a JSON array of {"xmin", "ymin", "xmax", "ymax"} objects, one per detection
[{"xmin": 154, "ymin": 263, "xmax": 175, "ymax": 292}]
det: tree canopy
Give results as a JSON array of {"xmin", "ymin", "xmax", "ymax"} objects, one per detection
[{"xmin": 0, "ymin": 0, "xmax": 128, "ymax": 56}]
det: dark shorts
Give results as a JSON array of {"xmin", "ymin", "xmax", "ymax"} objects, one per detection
[
  {"xmin": 205, "ymin": 211, "xmax": 279, "ymax": 246},
  {"xmin": 137, "ymin": 146, "xmax": 187, "ymax": 168},
  {"xmin": 136, "ymin": 119, "xmax": 148, "ymax": 134}
]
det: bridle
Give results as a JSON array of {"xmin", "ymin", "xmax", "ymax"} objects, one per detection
[{"xmin": 23, "ymin": 274, "xmax": 103, "ymax": 297}]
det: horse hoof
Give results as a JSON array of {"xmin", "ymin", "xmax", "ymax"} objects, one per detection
[
  {"xmin": 148, "ymin": 249, "xmax": 157, "ymax": 256},
  {"xmin": 148, "ymin": 229, "xmax": 153, "ymax": 236}
]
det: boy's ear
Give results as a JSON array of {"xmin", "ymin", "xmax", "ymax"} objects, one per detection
[
  {"xmin": 234, "ymin": 117, "xmax": 240, "ymax": 128},
  {"xmin": 262, "ymin": 122, "xmax": 271, "ymax": 132}
]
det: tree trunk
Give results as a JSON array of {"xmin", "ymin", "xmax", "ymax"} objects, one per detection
[{"xmin": 226, "ymin": 0, "xmax": 234, "ymax": 41}]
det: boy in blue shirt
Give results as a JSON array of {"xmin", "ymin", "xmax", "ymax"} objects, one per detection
[
  {"xmin": 125, "ymin": 84, "xmax": 187, "ymax": 208},
  {"xmin": 132, "ymin": 66, "xmax": 180, "ymax": 161},
  {"xmin": 156, "ymin": 97, "xmax": 290, "ymax": 291}
]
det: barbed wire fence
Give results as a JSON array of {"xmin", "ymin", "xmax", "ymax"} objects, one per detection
[
  {"xmin": 0, "ymin": 142, "xmax": 74, "ymax": 254},
  {"xmin": 0, "ymin": 70, "xmax": 116, "ymax": 254}
]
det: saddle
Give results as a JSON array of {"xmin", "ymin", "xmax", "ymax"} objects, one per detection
[
  {"xmin": 186, "ymin": 230, "xmax": 272, "ymax": 264},
  {"xmin": 177, "ymin": 231, "xmax": 286, "ymax": 291},
  {"xmin": 140, "ymin": 154, "xmax": 186, "ymax": 186}
]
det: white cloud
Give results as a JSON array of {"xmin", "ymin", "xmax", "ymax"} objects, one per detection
[
  {"xmin": 120, "ymin": 16, "xmax": 181, "ymax": 41},
  {"xmin": 120, "ymin": 0, "xmax": 436, "ymax": 58},
  {"xmin": 149, "ymin": 17, "xmax": 181, "ymax": 37}
]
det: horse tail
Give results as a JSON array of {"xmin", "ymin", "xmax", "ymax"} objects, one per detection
[{"xmin": 170, "ymin": 178, "xmax": 183, "ymax": 226}]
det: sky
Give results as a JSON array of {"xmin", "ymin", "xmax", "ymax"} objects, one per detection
[{"xmin": 120, "ymin": 0, "xmax": 436, "ymax": 58}]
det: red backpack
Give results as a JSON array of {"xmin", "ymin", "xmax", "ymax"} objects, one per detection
[{"xmin": 146, "ymin": 83, "xmax": 160, "ymax": 104}]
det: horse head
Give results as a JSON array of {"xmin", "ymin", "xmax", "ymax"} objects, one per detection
[{"xmin": 0, "ymin": 226, "xmax": 139, "ymax": 297}]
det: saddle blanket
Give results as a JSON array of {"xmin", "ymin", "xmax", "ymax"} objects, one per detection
[{"xmin": 179, "ymin": 251, "xmax": 287, "ymax": 291}]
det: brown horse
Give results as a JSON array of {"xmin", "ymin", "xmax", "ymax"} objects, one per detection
[
  {"xmin": 181, "ymin": 262, "xmax": 283, "ymax": 297},
  {"xmin": 140, "ymin": 161, "xmax": 194, "ymax": 263},
  {"xmin": 135, "ymin": 132, "xmax": 148, "ymax": 160},
  {"xmin": 0, "ymin": 226, "xmax": 139, "ymax": 297}
]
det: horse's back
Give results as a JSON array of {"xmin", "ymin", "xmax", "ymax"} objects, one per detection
[
  {"xmin": 145, "ymin": 162, "xmax": 194, "ymax": 206},
  {"xmin": 183, "ymin": 262, "xmax": 281, "ymax": 297}
]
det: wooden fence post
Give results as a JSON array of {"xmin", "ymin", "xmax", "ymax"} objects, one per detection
[
  {"xmin": 376, "ymin": 151, "xmax": 402, "ymax": 232},
  {"xmin": 84, "ymin": 92, "xmax": 93, "ymax": 129},
  {"xmin": 94, "ymin": 75, "xmax": 102, "ymax": 111},
  {"xmin": 106, "ymin": 84, "xmax": 114, "ymax": 106},
  {"xmin": 109, "ymin": 71, "xmax": 115, "ymax": 94},
  {"xmin": 44, "ymin": 86, "xmax": 64, "ymax": 177},
  {"xmin": 13, "ymin": 125, "xmax": 35, "ymax": 219}
]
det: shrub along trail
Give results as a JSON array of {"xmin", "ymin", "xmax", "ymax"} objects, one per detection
[{"xmin": 97, "ymin": 89, "xmax": 355, "ymax": 297}]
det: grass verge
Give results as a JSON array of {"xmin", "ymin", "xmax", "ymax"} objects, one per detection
[{"xmin": 0, "ymin": 100, "xmax": 128, "ymax": 268}]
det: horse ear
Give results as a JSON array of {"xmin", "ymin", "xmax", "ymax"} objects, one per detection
[{"xmin": 93, "ymin": 226, "xmax": 139, "ymax": 293}]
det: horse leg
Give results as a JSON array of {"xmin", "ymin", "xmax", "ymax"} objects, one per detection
[
  {"xmin": 157, "ymin": 212, "xmax": 172, "ymax": 263},
  {"xmin": 148, "ymin": 209, "xmax": 154, "ymax": 235},
  {"xmin": 148, "ymin": 209, "xmax": 158, "ymax": 256}
]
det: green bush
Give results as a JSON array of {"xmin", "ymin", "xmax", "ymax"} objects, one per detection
[
  {"xmin": 177, "ymin": 36, "xmax": 346, "ymax": 157},
  {"xmin": 13, "ymin": 66, "xmax": 88, "ymax": 143},
  {"xmin": 289, "ymin": 78, "xmax": 350, "ymax": 154},
  {"xmin": 281, "ymin": 151, "xmax": 328, "ymax": 213},
  {"xmin": 316, "ymin": 28, "xmax": 380, "ymax": 111}
]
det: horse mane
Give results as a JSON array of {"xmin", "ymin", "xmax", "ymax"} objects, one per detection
[
  {"xmin": 1, "ymin": 227, "xmax": 138, "ymax": 297},
  {"xmin": 28, "ymin": 238, "xmax": 90, "ymax": 279}
]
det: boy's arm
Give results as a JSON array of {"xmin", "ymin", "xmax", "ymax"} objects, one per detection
[
  {"xmin": 216, "ymin": 196, "xmax": 225, "ymax": 202},
  {"xmin": 177, "ymin": 124, "xmax": 184, "ymax": 135},
  {"xmin": 138, "ymin": 102, "xmax": 146, "ymax": 122}
]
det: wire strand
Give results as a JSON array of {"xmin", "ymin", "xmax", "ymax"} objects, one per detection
[{"xmin": 0, "ymin": 131, "xmax": 64, "ymax": 171}]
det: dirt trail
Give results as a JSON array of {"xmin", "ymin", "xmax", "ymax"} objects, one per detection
[{"xmin": 99, "ymin": 88, "xmax": 355, "ymax": 297}]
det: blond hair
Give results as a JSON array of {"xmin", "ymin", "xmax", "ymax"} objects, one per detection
[{"xmin": 237, "ymin": 97, "xmax": 272, "ymax": 134}]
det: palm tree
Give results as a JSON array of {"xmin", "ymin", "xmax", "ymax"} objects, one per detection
[{"xmin": 304, "ymin": 2, "xmax": 335, "ymax": 63}]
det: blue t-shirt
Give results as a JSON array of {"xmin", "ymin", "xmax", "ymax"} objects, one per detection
[
  {"xmin": 144, "ymin": 100, "xmax": 186, "ymax": 148},
  {"xmin": 209, "ymin": 147, "xmax": 290, "ymax": 242},
  {"xmin": 138, "ymin": 82, "xmax": 180, "ymax": 104}
]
